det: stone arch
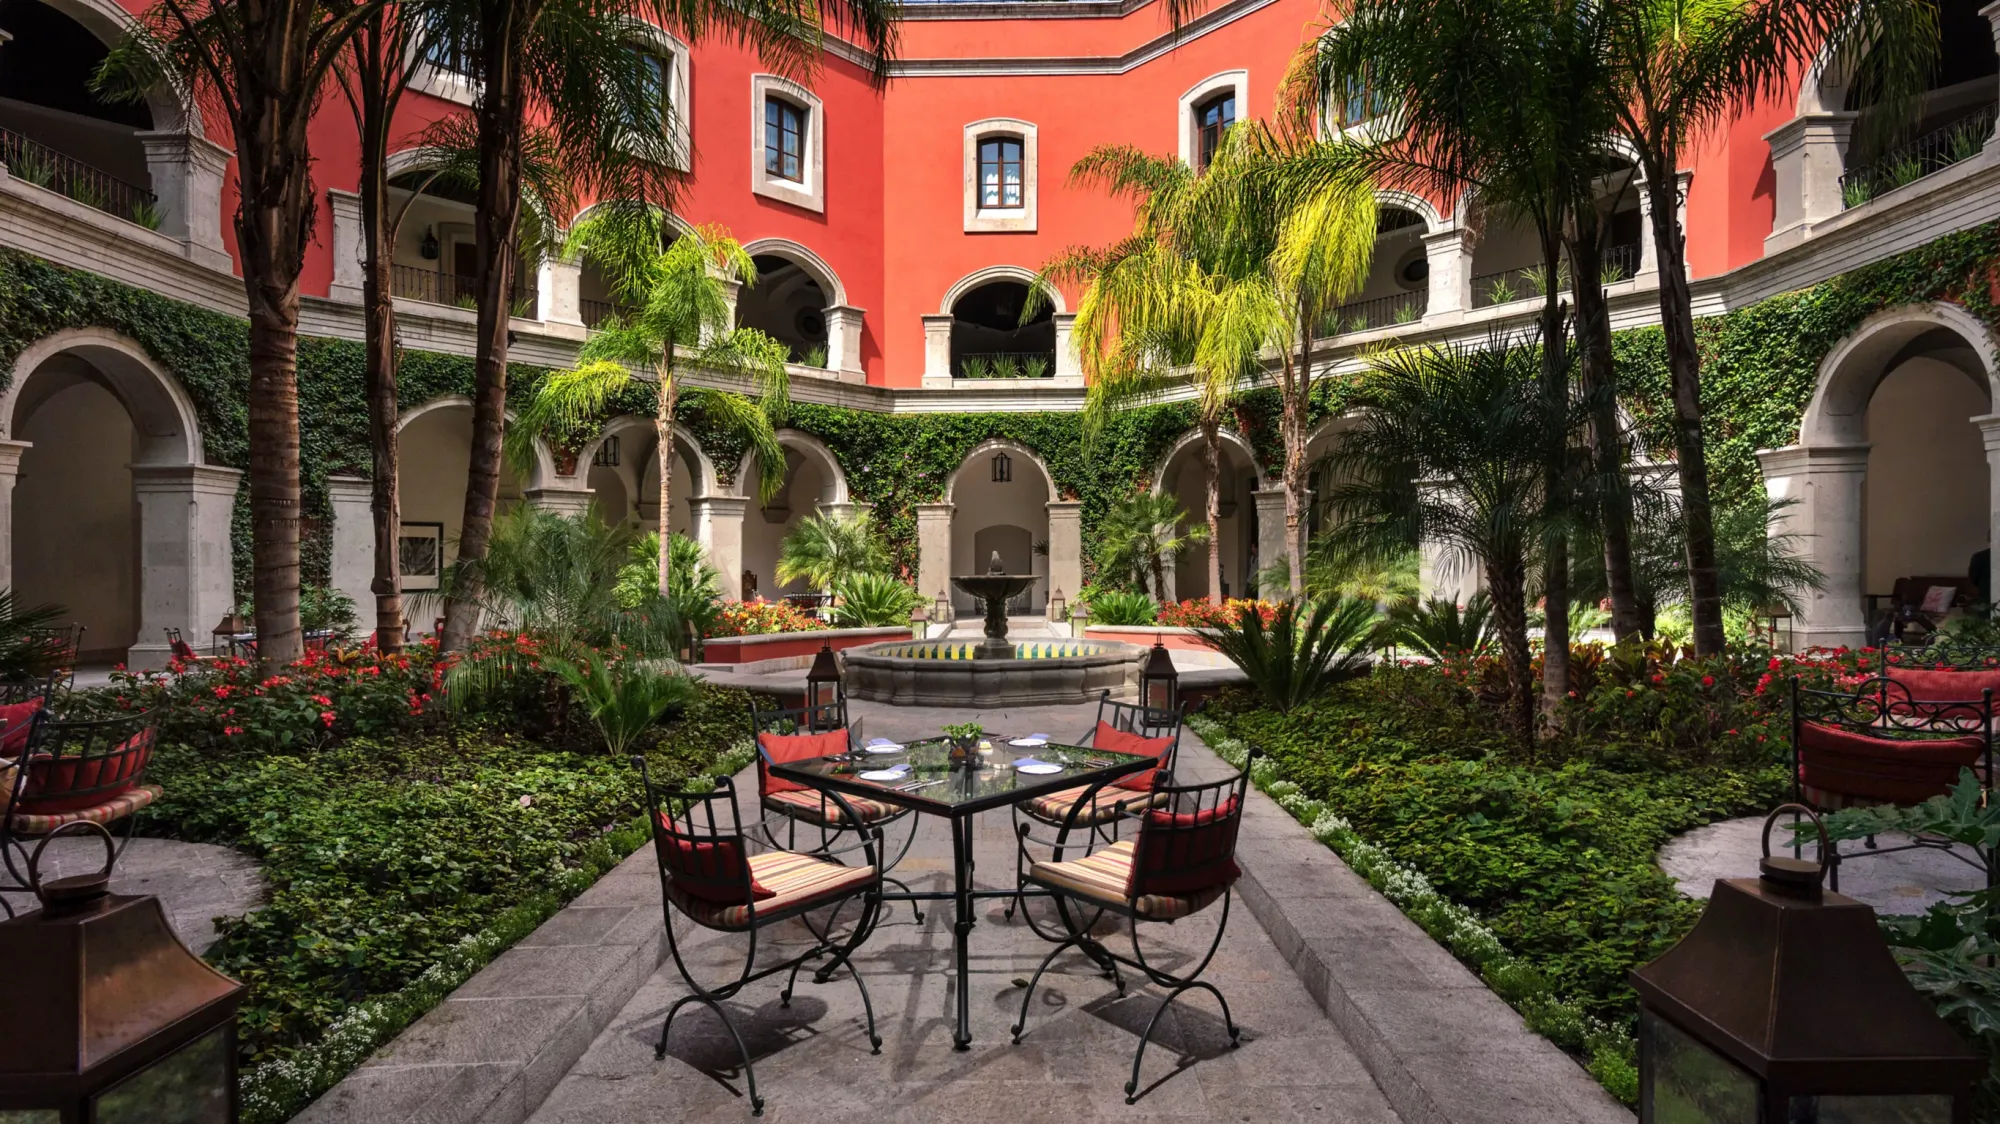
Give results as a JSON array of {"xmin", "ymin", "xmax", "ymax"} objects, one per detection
[
  {"xmin": 943, "ymin": 439, "xmax": 1061, "ymax": 614},
  {"xmin": 3, "ymin": 327, "xmax": 202, "ymax": 465},
  {"xmin": 34, "ymin": 0, "xmax": 196, "ymax": 136},
  {"xmin": 740, "ymin": 238, "xmax": 848, "ymax": 308},
  {"xmin": 1373, "ymin": 190, "xmax": 1442, "ymax": 232},
  {"xmin": 1151, "ymin": 426, "xmax": 1267, "ymax": 601},
  {"xmin": 574, "ymin": 415, "xmax": 719, "ymax": 498},
  {"xmin": 395, "ymin": 395, "xmax": 559, "ymax": 491},
  {"xmin": 1148, "ymin": 426, "xmax": 1268, "ymax": 494},
  {"xmin": 941, "ymin": 265, "xmax": 1063, "ymax": 316},
  {"xmin": 945, "ymin": 437, "xmax": 1058, "ymax": 502},
  {"xmin": 1799, "ymin": 303, "xmax": 2000, "ymax": 447},
  {"xmin": 734, "ymin": 428, "xmax": 848, "ymax": 504}
]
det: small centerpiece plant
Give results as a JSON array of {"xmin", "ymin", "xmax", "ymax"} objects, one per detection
[{"xmin": 942, "ymin": 721, "xmax": 984, "ymax": 767}]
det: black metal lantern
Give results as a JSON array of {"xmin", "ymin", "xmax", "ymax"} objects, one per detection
[
  {"xmin": 991, "ymin": 451, "xmax": 1012, "ymax": 483},
  {"xmin": 806, "ymin": 642, "xmax": 841, "ymax": 712},
  {"xmin": 0, "ymin": 825, "xmax": 246, "ymax": 1123},
  {"xmin": 592, "ymin": 435, "xmax": 621, "ymax": 468},
  {"xmin": 419, "ymin": 225, "xmax": 440, "ymax": 261},
  {"xmin": 1630, "ymin": 807, "xmax": 1980, "ymax": 1124},
  {"xmin": 1048, "ymin": 587, "xmax": 1066, "ymax": 623},
  {"xmin": 1141, "ymin": 638, "xmax": 1179, "ymax": 716}
]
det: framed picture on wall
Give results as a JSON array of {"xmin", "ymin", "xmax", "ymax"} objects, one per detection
[{"xmin": 398, "ymin": 522, "xmax": 445, "ymax": 591}]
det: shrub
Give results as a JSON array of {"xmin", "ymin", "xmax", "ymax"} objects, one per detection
[
  {"xmin": 709, "ymin": 599, "xmax": 830, "ymax": 637},
  {"xmin": 1379, "ymin": 592, "xmax": 1495, "ymax": 660},
  {"xmin": 1196, "ymin": 596, "xmax": 1380, "ymax": 711},
  {"xmin": 831, "ymin": 572, "xmax": 924, "ymax": 627},
  {"xmin": 1086, "ymin": 590, "xmax": 1158, "ymax": 626}
]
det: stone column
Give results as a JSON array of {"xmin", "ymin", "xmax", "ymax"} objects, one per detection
[
  {"xmin": 0, "ymin": 440, "xmax": 28, "ymax": 591},
  {"xmin": 1045, "ymin": 500, "xmax": 1082, "ymax": 619},
  {"xmin": 327, "ymin": 189, "xmax": 364, "ymax": 304},
  {"xmin": 922, "ymin": 315, "xmax": 956, "ymax": 385},
  {"xmin": 543, "ymin": 258, "xmax": 584, "ymax": 328},
  {"xmin": 1053, "ymin": 313, "xmax": 1083, "ymax": 385},
  {"xmin": 825, "ymin": 305, "xmax": 866, "ymax": 381},
  {"xmin": 1977, "ymin": 414, "xmax": 2000, "ymax": 593},
  {"xmin": 691, "ymin": 496, "xmax": 748, "ymax": 601},
  {"xmin": 1764, "ymin": 114, "xmax": 1856, "ymax": 252},
  {"xmin": 1634, "ymin": 178, "xmax": 1660, "ymax": 277},
  {"xmin": 325, "ymin": 476, "xmax": 375, "ymax": 626},
  {"xmin": 1758, "ymin": 444, "xmax": 1871, "ymax": 649},
  {"xmin": 129, "ymin": 464, "xmax": 241, "ymax": 670},
  {"xmin": 915, "ymin": 502, "xmax": 955, "ymax": 619},
  {"xmin": 136, "ymin": 131, "xmax": 233, "ymax": 273},
  {"xmin": 525, "ymin": 484, "xmax": 594, "ymax": 517},
  {"xmin": 1421, "ymin": 228, "xmax": 1472, "ymax": 318},
  {"xmin": 1252, "ymin": 488, "xmax": 1289, "ymax": 595},
  {"xmin": 707, "ymin": 280, "xmax": 741, "ymax": 345}
]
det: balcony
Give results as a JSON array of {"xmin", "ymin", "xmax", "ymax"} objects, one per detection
[
  {"xmin": 1469, "ymin": 243, "xmax": 1644, "ymax": 310},
  {"xmin": 1325, "ymin": 291, "xmax": 1427, "ymax": 335},
  {"xmin": 391, "ymin": 263, "xmax": 534, "ymax": 317},
  {"xmin": 956, "ymin": 350, "xmax": 1054, "ymax": 379},
  {"xmin": 1839, "ymin": 102, "xmax": 1997, "ymax": 210},
  {"xmin": 0, "ymin": 126, "xmax": 157, "ymax": 228}
]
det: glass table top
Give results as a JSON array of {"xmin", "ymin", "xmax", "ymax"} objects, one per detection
[{"xmin": 768, "ymin": 735, "xmax": 1155, "ymax": 816}]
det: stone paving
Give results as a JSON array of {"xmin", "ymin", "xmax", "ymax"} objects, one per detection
[
  {"xmin": 527, "ymin": 698, "xmax": 1405, "ymax": 1123},
  {"xmin": 1658, "ymin": 815, "xmax": 1983, "ymax": 915},
  {"xmin": 6, "ymin": 835, "xmax": 264, "ymax": 951}
]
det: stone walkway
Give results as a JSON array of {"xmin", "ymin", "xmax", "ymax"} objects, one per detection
[
  {"xmin": 1659, "ymin": 815, "xmax": 1983, "ymax": 915},
  {"xmin": 6, "ymin": 835, "xmax": 264, "ymax": 951}
]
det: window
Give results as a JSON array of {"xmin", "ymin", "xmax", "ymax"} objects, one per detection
[
  {"xmin": 765, "ymin": 99, "xmax": 806, "ymax": 183},
  {"xmin": 1335, "ymin": 73, "xmax": 1390, "ymax": 128},
  {"xmin": 1196, "ymin": 91, "xmax": 1236, "ymax": 170},
  {"xmin": 634, "ymin": 50, "xmax": 672, "ymax": 129},
  {"xmin": 979, "ymin": 137, "xmax": 1024, "ymax": 209}
]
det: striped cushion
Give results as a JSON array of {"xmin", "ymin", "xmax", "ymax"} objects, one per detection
[
  {"xmin": 1022, "ymin": 785, "xmax": 1167, "ymax": 827},
  {"xmin": 1027, "ymin": 839, "xmax": 1226, "ymax": 921},
  {"xmin": 668, "ymin": 849, "xmax": 876, "ymax": 930},
  {"xmin": 764, "ymin": 788, "xmax": 902, "ymax": 825},
  {"xmin": 8, "ymin": 784, "xmax": 159, "ymax": 836}
]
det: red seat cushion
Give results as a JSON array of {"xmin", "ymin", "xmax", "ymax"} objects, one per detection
[
  {"xmin": 1796, "ymin": 722, "xmax": 1983, "ymax": 807},
  {"xmin": 1129, "ymin": 795, "xmax": 1242, "ymax": 896},
  {"xmin": 17, "ymin": 728, "xmax": 156, "ymax": 813},
  {"xmin": 1092, "ymin": 721, "xmax": 1175, "ymax": 791},
  {"xmin": 658, "ymin": 819, "xmax": 776, "ymax": 904},
  {"xmin": 756, "ymin": 729, "xmax": 849, "ymax": 794},
  {"xmin": 1886, "ymin": 667, "xmax": 2000, "ymax": 705},
  {"xmin": 0, "ymin": 699, "xmax": 42, "ymax": 758}
]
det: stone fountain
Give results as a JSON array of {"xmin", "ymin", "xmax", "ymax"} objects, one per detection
[{"xmin": 951, "ymin": 551, "xmax": 1037, "ymax": 659}]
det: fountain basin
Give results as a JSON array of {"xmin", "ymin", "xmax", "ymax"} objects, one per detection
[{"xmin": 842, "ymin": 638, "xmax": 1144, "ymax": 707}]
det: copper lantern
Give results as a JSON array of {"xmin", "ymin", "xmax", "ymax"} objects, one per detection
[
  {"xmin": 1048, "ymin": 588, "xmax": 1066, "ymax": 624},
  {"xmin": 1141, "ymin": 638, "xmax": 1179, "ymax": 717},
  {"xmin": 806, "ymin": 642, "xmax": 842, "ymax": 716},
  {"xmin": 0, "ymin": 826, "xmax": 246, "ymax": 1123},
  {"xmin": 1630, "ymin": 807, "xmax": 1980, "ymax": 1123}
]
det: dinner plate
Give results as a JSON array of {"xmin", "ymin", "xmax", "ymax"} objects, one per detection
[
  {"xmin": 1009, "ymin": 737, "xmax": 1048, "ymax": 748},
  {"xmin": 860, "ymin": 768, "xmax": 910, "ymax": 782},
  {"xmin": 863, "ymin": 743, "xmax": 905, "ymax": 754},
  {"xmin": 1016, "ymin": 763, "xmax": 1064, "ymax": 776}
]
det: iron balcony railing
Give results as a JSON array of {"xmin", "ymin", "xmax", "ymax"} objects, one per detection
[
  {"xmin": 580, "ymin": 297, "xmax": 620, "ymax": 329},
  {"xmin": 1469, "ymin": 243, "xmax": 1645, "ymax": 309},
  {"xmin": 0, "ymin": 127, "xmax": 158, "ymax": 228},
  {"xmin": 1325, "ymin": 290, "xmax": 1428, "ymax": 335},
  {"xmin": 392, "ymin": 264, "xmax": 534, "ymax": 316},
  {"xmin": 1600, "ymin": 241, "xmax": 1642, "ymax": 283},
  {"xmin": 1840, "ymin": 102, "xmax": 1998, "ymax": 210},
  {"xmin": 955, "ymin": 351, "xmax": 1056, "ymax": 379}
]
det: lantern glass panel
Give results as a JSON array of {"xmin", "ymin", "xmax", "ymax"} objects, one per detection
[
  {"xmin": 1145, "ymin": 680, "xmax": 1173, "ymax": 711},
  {"xmin": 1787, "ymin": 1095, "xmax": 1954, "ymax": 1123},
  {"xmin": 91, "ymin": 1024, "xmax": 232, "ymax": 1124},
  {"xmin": 1642, "ymin": 1009, "xmax": 1758, "ymax": 1123}
]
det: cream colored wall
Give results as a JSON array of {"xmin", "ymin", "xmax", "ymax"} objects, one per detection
[
  {"xmin": 15, "ymin": 376, "xmax": 137, "ymax": 655},
  {"xmin": 1351, "ymin": 223, "xmax": 1428, "ymax": 306},
  {"xmin": 632, "ymin": 435, "xmax": 698, "ymax": 540},
  {"xmin": 1864, "ymin": 357, "xmax": 1992, "ymax": 594},
  {"xmin": 951, "ymin": 457, "xmax": 1049, "ymax": 611},
  {"xmin": 396, "ymin": 405, "xmax": 524, "ymax": 566},
  {"xmin": 741, "ymin": 450, "xmax": 827, "ymax": 598},
  {"xmin": 1168, "ymin": 455, "xmax": 1252, "ymax": 601}
]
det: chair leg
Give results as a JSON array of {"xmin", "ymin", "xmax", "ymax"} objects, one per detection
[
  {"xmin": 1011, "ymin": 933, "xmax": 1084, "ymax": 1044},
  {"xmin": 658, "ymin": 992, "xmax": 766, "ymax": 1117},
  {"xmin": 882, "ymin": 876, "xmax": 923, "ymax": 924},
  {"xmin": 1124, "ymin": 981, "xmax": 1240, "ymax": 1105}
]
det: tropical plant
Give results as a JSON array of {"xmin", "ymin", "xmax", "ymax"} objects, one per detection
[
  {"xmin": 544, "ymin": 649, "xmax": 697, "ymax": 756},
  {"xmin": 802, "ymin": 344, "xmax": 829, "ymax": 368},
  {"xmin": 1194, "ymin": 596, "xmax": 1380, "ymax": 712},
  {"xmin": 992, "ymin": 355, "xmax": 1022, "ymax": 379},
  {"xmin": 1484, "ymin": 277, "xmax": 1518, "ymax": 305},
  {"xmin": 1097, "ymin": 491, "xmax": 1207, "ymax": 597},
  {"xmin": 830, "ymin": 572, "xmax": 924, "ymax": 627},
  {"xmin": 1570, "ymin": 495, "xmax": 1825, "ymax": 637},
  {"xmin": 507, "ymin": 221, "xmax": 791, "ymax": 601},
  {"xmin": 1303, "ymin": 536, "xmax": 1420, "ymax": 604},
  {"xmin": 8, "ymin": 149, "xmax": 53, "ymax": 189},
  {"xmin": 300, "ymin": 582, "xmax": 359, "ymax": 636},
  {"xmin": 616, "ymin": 532, "xmax": 718, "ymax": 609},
  {"xmin": 1379, "ymin": 592, "xmax": 1494, "ymax": 660},
  {"xmin": 1085, "ymin": 590, "xmax": 1159, "ymax": 626},
  {"xmin": 0, "ymin": 589, "xmax": 71, "ymax": 680},
  {"xmin": 960, "ymin": 356, "xmax": 991, "ymax": 379},
  {"xmin": 1022, "ymin": 355, "xmax": 1050, "ymax": 379},
  {"xmin": 776, "ymin": 511, "xmax": 890, "ymax": 592},
  {"xmin": 128, "ymin": 198, "xmax": 164, "ymax": 230}
]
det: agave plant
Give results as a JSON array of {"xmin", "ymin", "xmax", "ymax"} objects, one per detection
[
  {"xmin": 543, "ymin": 649, "xmax": 697, "ymax": 756},
  {"xmin": 1086, "ymin": 590, "xmax": 1158, "ymax": 626},
  {"xmin": 1196, "ymin": 596, "xmax": 1379, "ymax": 712},
  {"xmin": 1378, "ymin": 592, "xmax": 1494, "ymax": 661},
  {"xmin": 831, "ymin": 572, "xmax": 925, "ymax": 627}
]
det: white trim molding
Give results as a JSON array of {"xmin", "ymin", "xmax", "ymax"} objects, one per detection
[
  {"xmin": 1177, "ymin": 69, "xmax": 1248, "ymax": 168},
  {"xmin": 750, "ymin": 74, "xmax": 826, "ymax": 213},
  {"xmin": 963, "ymin": 118, "xmax": 1038, "ymax": 233}
]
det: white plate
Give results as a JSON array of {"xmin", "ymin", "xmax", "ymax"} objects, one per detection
[
  {"xmin": 1009, "ymin": 737, "xmax": 1048, "ymax": 748},
  {"xmin": 863, "ymin": 743, "xmax": 905, "ymax": 754},
  {"xmin": 860, "ymin": 768, "xmax": 910, "ymax": 782},
  {"xmin": 1016, "ymin": 763, "xmax": 1064, "ymax": 776}
]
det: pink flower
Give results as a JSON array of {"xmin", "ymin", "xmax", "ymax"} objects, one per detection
[{"xmin": 320, "ymin": 710, "xmax": 336, "ymax": 727}]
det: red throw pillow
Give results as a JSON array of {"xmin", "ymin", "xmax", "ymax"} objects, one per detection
[
  {"xmin": 18, "ymin": 728, "xmax": 155, "ymax": 813},
  {"xmin": 1797, "ymin": 722, "xmax": 1983, "ymax": 807},
  {"xmin": 1129, "ymin": 795, "xmax": 1242, "ymax": 897},
  {"xmin": 0, "ymin": 699, "xmax": 42, "ymax": 758},
  {"xmin": 658, "ymin": 819, "xmax": 776, "ymax": 905},
  {"xmin": 756, "ymin": 729, "xmax": 849, "ymax": 794},
  {"xmin": 1093, "ymin": 721, "xmax": 1175, "ymax": 791},
  {"xmin": 1886, "ymin": 667, "xmax": 2000, "ymax": 705}
]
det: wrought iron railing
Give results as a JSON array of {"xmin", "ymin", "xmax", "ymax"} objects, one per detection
[
  {"xmin": 0, "ymin": 127, "xmax": 158, "ymax": 227},
  {"xmin": 956, "ymin": 351, "xmax": 1056, "ymax": 379},
  {"xmin": 1600, "ymin": 241, "xmax": 1642, "ymax": 283},
  {"xmin": 392, "ymin": 264, "xmax": 534, "ymax": 316},
  {"xmin": 1469, "ymin": 263, "xmax": 1549, "ymax": 309},
  {"xmin": 1324, "ymin": 290, "xmax": 1427, "ymax": 335},
  {"xmin": 580, "ymin": 298, "xmax": 619, "ymax": 328},
  {"xmin": 1840, "ymin": 102, "xmax": 1997, "ymax": 210}
]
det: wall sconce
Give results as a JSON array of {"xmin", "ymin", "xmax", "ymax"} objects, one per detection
[
  {"xmin": 420, "ymin": 226, "xmax": 440, "ymax": 260},
  {"xmin": 592, "ymin": 435, "xmax": 621, "ymax": 468},
  {"xmin": 992, "ymin": 451, "xmax": 1012, "ymax": 483}
]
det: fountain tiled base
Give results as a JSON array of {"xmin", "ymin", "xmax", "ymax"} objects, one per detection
[{"xmin": 841, "ymin": 639, "xmax": 1144, "ymax": 706}]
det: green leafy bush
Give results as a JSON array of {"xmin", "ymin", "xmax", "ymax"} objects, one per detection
[
  {"xmin": 830, "ymin": 572, "xmax": 924, "ymax": 627},
  {"xmin": 1086, "ymin": 589, "xmax": 1158, "ymax": 625},
  {"xmin": 1379, "ymin": 592, "xmax": 1494, "ymax": 660},
  {"xmin": 1196, "ymin": 596, "xmax": 1380, "ymax": 711}
]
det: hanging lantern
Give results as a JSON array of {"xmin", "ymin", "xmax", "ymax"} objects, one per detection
[
  {"xmin": 0, "ymin": 825, "xmax": 246, "ymax": 1123},
  {"xmin": 419, "ymin": 226, "xmax": 440, "ymax": 261},
  {"xmin": 806, "ymin": 642, "xmax": 842, "ymax": 716},
  {"xmin": 1048, "ymin": 587, "xmax": 1067, "ymax": 625},
  {"xmin": 1630, "ymin": 806, "xmax": 1980, "ymax": 1124},
  {"xmin": 1141, "ymin": 638, "xmax": 1179, "ymax": 716},
  {"xmin": 992, "ymin": 451, "xmax": 1012, "ymax": 483},
  {"xmin": 592, "ymin": 435, "xmax": 621, "ymax": 468}
]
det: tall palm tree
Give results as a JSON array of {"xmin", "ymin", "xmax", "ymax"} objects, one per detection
[
  {"xmin": 1099, "ymin": 490, "xmax": 1208, "ymax": 598},
  {"xmin": 1595, "ymin": 0, "xmax": 1938, "ymax": 654},
  {"xmin": 99, "ymin": 0, "xmax": 389, "ymax": 666},
  {"xmin": 777, "ymin": 511, "xmax": 890, "ymax": 593},
  {"xmin": 1325, "ymin": 340, "xmax": 1593, "ymax": 745},
  {"xmin": 506, "ymin": 219, "xmax": 791, "ymax": 597}
]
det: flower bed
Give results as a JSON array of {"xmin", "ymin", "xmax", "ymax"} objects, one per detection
[
  {"xmin": 1155, "ymin": 598, "xmax": 1279, "ymax": 628},
  {"xmin": 708, "ymin": 598, "xmax": 831, "ymax": 637}
]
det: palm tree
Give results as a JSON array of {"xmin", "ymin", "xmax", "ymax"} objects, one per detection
[
  {"xmin": 1098, "ymin": 491, "xmax": 1208, "ymax": 599},
  {"xmin": 99, "ymin": 0, "xmax": 389, "ymax": 666},
  {"xmin": 506, "ymin": 219, "xmax": 792, "ymax": 598},
  {"xmin": 1594, "ymin": 0, "xmax": 1937, "ymax": 653},
  {"xmin": 777, "ymin": 511, "xmax": 890, "ymax": 593},
  {"xmin": 1323, "ymin": 341, "xmax": 1592, "ymax": 744}
]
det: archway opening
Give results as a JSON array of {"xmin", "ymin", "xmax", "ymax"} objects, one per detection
[
  {"xmin": 740, "ymin": 444, "xmax": 832, "ymax": 600},
  {"xmin": 395, "ymin": 403, "xmax": 526, "ymax": 619},
  {"xmin": 387, "ymin": 170, "xmax": 533, "ymax": 313},
  {"xmin": 1467, "ymin": 160, "xmax": 1642, "ymax": 310},
  {"xmin": 1862, "ymin": 336, "xmax": 1992, "ymax": 617},
  {"xmin": 1328, "ymin": 207, "xmax": 1429, "ymax": 334},
  {"xmin": 951, "ymin": 446, "xmax": 1049, "ymax": 613},
  {"xmin": 0, "ymin": 0, "xmax": 156, "ymax": 224},
  {"xmin": 1841, "ymin": 0, "xmax": 1998, "ymax": 203},
  {"xmin": 735, "ymin": 254, "xmax": 830, "ymax": 367},
  {"xmin": 1161, "ymin": 438, "xmax": 1259, "ymax": 601},
  {"xmin": 587, "ymin": 425, "xmax": 702, "ymax": 555},
  {"xmin": 950, "ymin": 280, "xmax": 1054, "ymax": 380}
]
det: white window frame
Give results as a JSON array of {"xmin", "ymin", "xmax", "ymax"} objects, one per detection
[
  {"xmin": 963, "ymin": 118, "xmax": 1038, "ymax": 233},
  {"xmin": 1178, "ymin": 70, "xmax": 1248, "ymax": 169},
  {"xmin": 751, "ymin": 75, "xmax": 825, "ymax": 213},
  {"xmin": 623, "ymin": 25, "xmax": 692, "ymax": 172}
]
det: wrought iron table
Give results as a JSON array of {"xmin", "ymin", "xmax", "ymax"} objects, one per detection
[{"xmin": 771, "ymin": 735, "xmax": 1153, "ymax": 1050}]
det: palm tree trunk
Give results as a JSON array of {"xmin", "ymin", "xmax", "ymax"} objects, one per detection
[
  {"xmin": 1284, "ymin": 301, "xmax": 1310, "ymax": 599},
  {"xmin": 1568, "ymin": 223, "xmax": 1641, "ymax": 644},
  {"xmin": 1202, "ymin": 419, "xmax": 1222, "ymax": 605},
  {"xmin": 1486, "ymin": 554, "xmax": 1534, "ymax": 749},
  {"xmin": 1643, "ymin": 159, "xmax": 1725, "ymax": 655},
  {"xmin": 441, "ymin": 43, "xmax": 527, "ymax": 652},
  {"xmin": 358, "ymin": 51, "xmax": 403, "ymax": 653},
  {"xmin": 1536, "ymin": 233, "xmax": 1570, "ymax": 712},
  {"xmin": 655, "ymin": 358, "xmax": 677, "ymax": 597}
]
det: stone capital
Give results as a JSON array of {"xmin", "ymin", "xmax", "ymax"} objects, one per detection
[
  {"xmin": 689, "ymin": 495, "xmax": 750, "ymax": 517},
  {"xmin": 0, "ymin": 439, "xmax": 30, "ymax": 478},
  {"xmin": 1755, "ymin": 443, "xmax": 1871, "ymax": 476},
  {"xmin": 130, "ymin": 463, "xmax": 244, "ymax": 497}
]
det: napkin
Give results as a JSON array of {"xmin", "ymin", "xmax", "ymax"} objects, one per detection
[
  {"xmin": 1012, "ymin": 757, "xmax": 1056, "ymax": 769},
  {"xmin": 867, "ymin": 737, "xmax": 898, "ymax": 746}
]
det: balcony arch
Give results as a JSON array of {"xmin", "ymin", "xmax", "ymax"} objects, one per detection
[
  {"xmin": 928, "ymin": 266, "xmax": 1064, "ymax": 383},
  {"xmin": 736, "ymin": 238, "xmax": 860, "ymax": 376}
]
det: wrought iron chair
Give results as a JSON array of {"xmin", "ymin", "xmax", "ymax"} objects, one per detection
[
  {"xmin": 1788, "ymin": 676, "xmax": 1994, "ymax": 894},
  {"xmin": 1880, "ymin": 637, "xmax": 2000, "ymax": 672},
  {"xmin": 634, "ymin": 760, "xmax": 883, "ymax": 1117},
  {"xmin": 749, "ymin": 696, "xmax": 924, "ymax": 921},
  {"xmin": 1005, "ymin": 691, "xmax": 1182, "ymax": 921},
  {"xmin": 164, "ymin": 627, "xmax": 201, "ymax": 662},
  {"xmin": 1011, "ymin": 749, "xmax": 1256, "ymax": 1103},
  {"xmin": 0, "ymin": 708, "xmax": 161, "ymax": 918},
  {"xmin": 25, "ymin": 624, "xmax": 83, "ymax": 692}
]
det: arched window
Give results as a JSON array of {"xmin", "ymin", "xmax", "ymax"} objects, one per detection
[
  {"xmin": 1196, "ymin": 91, "xmax": 1236, "ymax": 170},
  {"xmin": 979, "ymin": 136, "xmax": 1024, "ymax": 210},
  {"xmin": 735, "ymin": 254, "xmax": 830, "ymax": 366}
]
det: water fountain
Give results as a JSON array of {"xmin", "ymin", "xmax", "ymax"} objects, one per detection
[{"xmin": 950, "ymin": 551, "xmax": 1037, "ymax": 659}]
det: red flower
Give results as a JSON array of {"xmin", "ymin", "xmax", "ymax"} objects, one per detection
[
  {"xmin": 224, "ymin": 726, "xmax": 244, "ymax": 737},
  {"xmin": 320, "ymin": 710, "xmax": 336, "ymax": 728},
  {"xmin": 1701, "ymin": 675, "xmax": 1715, "ymax": 687}
]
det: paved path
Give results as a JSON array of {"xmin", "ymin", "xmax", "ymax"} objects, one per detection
[
  {"xmin": 1659, "ymin": 815, "xmax": 1983, "ymax": 915},
  {"xmin": 6, "ymin": 836, "xmax": 263, "ymax": 951}
]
